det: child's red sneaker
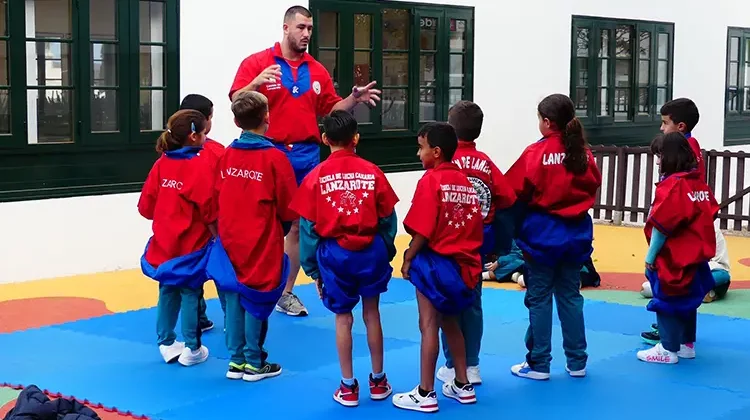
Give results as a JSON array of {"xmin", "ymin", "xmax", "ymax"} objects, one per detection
[
  {"xmin": 333, "ymin": 380, "xmax": 359, "ymax": 407},
  {"xmin": 369, "ymin": 373, "xmax": 393, "ymax": 400}
]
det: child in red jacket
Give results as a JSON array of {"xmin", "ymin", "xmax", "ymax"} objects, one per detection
[
  {"xmin": 504, "ymin": 94, "xmax": 602, "ymax": 380},
  {"xmin": 206, "ymin": 91, "xmax": 298, "ymax": 381},
  {"xmin": 138, "ymin": 109, "xmax": 217, "ymax": 367}
]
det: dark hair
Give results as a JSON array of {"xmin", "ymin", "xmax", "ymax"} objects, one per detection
[
  {"xmin": 232, "ymin": 91, "xmax": 269, "ymax": 130},
  {"xmin": 660, "ymin": 98, "xmax": 700, "ymax": 132},
  {"xmin": 322, "ymin": 110, "xmax": 358, "ymax": 146},
  {"xmin": 538, "ymin": 93, "xmax": 588, "ymax": 175},
  {"xmin": 284, "ymin": 5, "xmax": 311, "ymax": 22},
  {"xmin": 179, "ymin": 94, "xmax": 213, "ymax": 119},
  {"xmin": 417, "ymin": 122, "xmax": 458, "ymax": 161},
  {"xmin": 156, "ymin": 110, "xmax": 207, "ymax": 153},
  {"xmin": 650, "ymin": 132, "xmax": 697, "ymax": 176},
  {"xmin": 447, "ymin": 100, "xmax": 483, "ymax": 141}
]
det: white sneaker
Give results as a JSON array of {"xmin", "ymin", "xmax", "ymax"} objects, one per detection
[
  {"xmin": 442, "ymin": 380, "xmax": 476, "ymax": 404},
  {"xmin": 677, "ymin": 343, "xmax": 696, "ymax": 359},
  {"xmin": 392, "ymin": 386, "xmax": 439, "ymax": 413},
  {"xmin": 510, "ymin": 362, "xmax": 550, "ymax": 380},
  {"xmin": 637, "ymin": 343, "xmax": 678, "ymax": 364},
  {"xmin": 516, "ymin": 274, "xmax": 526, "ymax": 288},
  {"xmin": 467, "ymin": 366, "xmax": 482, "ymax": 384},
  {"xmin": 178, "ymin": 345, "xmax": 209, "ymax": 366},
  {"xmin": 159, "ymin": 341, "xmax": 185, "ymax": 363},
  {"xmin": 565, "ymin": 365, "xmax": 586, "ymax": 377},
  {"xmin": 436, "ymin": 365, "xmax": 482, "ymax": 385}
]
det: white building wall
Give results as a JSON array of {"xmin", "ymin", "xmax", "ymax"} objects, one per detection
[{"xmin": 2, "ymin": 0, "xmax": 749, "ymax": 284}]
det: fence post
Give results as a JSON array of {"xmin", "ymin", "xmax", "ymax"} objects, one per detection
[{"xmin": 612, "ymin": 147, "xmax": 627, "ymax": 225}]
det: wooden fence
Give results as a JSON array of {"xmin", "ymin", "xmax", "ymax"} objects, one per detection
[{"xmin": 591, "ymin": 146, "xmax": 750, "ymax": 232}]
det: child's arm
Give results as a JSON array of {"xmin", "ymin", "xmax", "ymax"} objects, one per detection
[
  {"xmin": 401, "ymin": 234, "xmax": 427, "ymax": 279},
  {"xmin": 378, "ymin": 211, "xmax": 399, "ymax": 262},
  {"xmin": 645, "ymin": 228, "xmax": 667, "ymax": 270},
  {"xmin": 298, "ymin": 217, "xmax": 321, "ymax": 280},
  {"xmin": 137, "ymin": 162, "xmax": 160, "ymax": 220}
]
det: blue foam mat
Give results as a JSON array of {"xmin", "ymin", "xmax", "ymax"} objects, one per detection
[{"xmin": 1, "ymin": 281, "xmax": 750, "ymax": 419}]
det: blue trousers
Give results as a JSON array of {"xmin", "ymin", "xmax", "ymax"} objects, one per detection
[
  {"xmin": 224, "ymin": 291, "xmax": 269, "ymax": 368},
  {"xmin": 657, "ymin": 310, "xmax": 697, "ymax": 352},
  {"xmin": 441, "ymin": 280, "xmax": 483, "ymax": 368},
  {"xmin": 524, "ymin": 259, "xmax": 588, "ymax": 373},
  {"xmin": 198, "ymin": 286, "xmax": 227, "ymax": 325},
  {"xmin": 156, "ymin": 284, "xmax": 202, "ymax": 351}
]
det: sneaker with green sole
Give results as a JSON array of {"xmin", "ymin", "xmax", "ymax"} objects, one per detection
[{"xmin": 243, "ymin": 362, "xmax": 282, "ymax": 382}]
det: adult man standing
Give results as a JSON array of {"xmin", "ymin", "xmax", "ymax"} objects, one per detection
[{"xmin": 229, "ymin": 5, "xmax": 381, "ymax": 316}]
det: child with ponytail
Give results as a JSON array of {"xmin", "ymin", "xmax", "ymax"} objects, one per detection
[
  {"xmin": 138, "ymin": 109, "xmax": 218, "ymax": 367},
  {"xmin": 504, "ymin": 93, "xmax": 602, "ymax": 380}
]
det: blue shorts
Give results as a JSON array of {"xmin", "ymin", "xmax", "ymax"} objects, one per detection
[
  {"xmin": 274, "ymin": 141, "xmax": 321, "ymax": 186},
  {"xmin": 408, "ymin": 248, "xmax": 475, "ymax": 315},
  {"xmin": 317, "ymin": 236, "xmax": 392, "ymax": 314},
  {"xmin": 646, "ymin": 262, "xmax": 714, "ymax": 316}
]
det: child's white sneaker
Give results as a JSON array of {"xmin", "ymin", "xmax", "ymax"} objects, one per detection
[
  {"xmin": 436, "ymin": 365, "xmax": 482, "ymax": 385},
  {"xmin": 565, "ymin": 365, "xmax": 586, "ymax": 377},
  {"xmin": 511, "ymin": 362, "xmax": 550, "ymax": 380},
  {"xmin": 442, "ymin": 380, "xmax": 476, "ymax": 404},
  {"xmin": 392, "ymin": 386, "xmax": 439, "ymax": 413},
  {"xmin": 637, "ymin": 343, "xmax": 677, "ymax": 364},
  {"xmin": 677, "ymin": 343, "xmax": 696, "ymax": 359},
  {"xmin": 178, "ymin": 345, "xmax": 209, "ymax": 366},
  {"xmin": 159, "ymin": 341, "xmax": 185, "ymax": 363}
]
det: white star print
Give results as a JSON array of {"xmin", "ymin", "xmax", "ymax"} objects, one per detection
[
  {"xmin": 354, "ymin": 208, "xmax": 359, "ymax": 214},
  {"xmin": 472, "ymin": 207, "xmax": 478, "ymax": 214},
  {"xmin": 445, "ymin": 212, "xmax": 449, "ymax": 218},
  {"xmin": 448, "ymin": 220, "xmax": 453, "ymax": 226},
  {"xmin": 362, "ymin": 192, "xmax": 369, "ymax": 198},
  {"xmin": 461, "ymin": 221, "xmax": 465, "ymax": 226},
  {"xmin": 326, "ymin": 196, "xmax": 331, "ymax": 202},
  {"xmin": 338, "ymin": 207, "xmax": 344, "ymax": 213},
  {"xmin": 331, "ymin": 202, "xmax": 336, "ymax": 207},
  {"xmin": 346, "ymin": 210, "xmax": 352, "ymax": 215},
  {"xmin": 454, "ymin": 223, "xmax": 461, "ymax": 229},
  {"xmin": 359, "ymin": 199, "xmax": 363, "ymax": 205},
  {"xmin": 467, "ymin": 214, "xmax": 473, "ymax": 220}
]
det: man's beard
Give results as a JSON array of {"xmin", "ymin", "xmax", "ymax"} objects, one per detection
[{"xmin": 290, "ymin": 39, "xmax": 308, "ymax": 53}]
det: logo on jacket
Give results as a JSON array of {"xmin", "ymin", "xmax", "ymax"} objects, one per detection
[
  {"xmin": 313, "ymin": 81, "xmax": 321, "ymax": 95},
  {"xmin": 468, "ymin": 176, "xmax": 491, "ymax": 219}
]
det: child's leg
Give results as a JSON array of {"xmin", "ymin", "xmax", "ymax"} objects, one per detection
[
  {"xmin": 223, "ymin": 292, "xmax": 247, "ymax": 367},
  {"xmin": 682, "ymin": 309, "xmax": 697, "ymax": 345},
  {"xmin": 461, "ymin": 281, "xmax": 483, "ymax": 370},
  {"xmin": 242, "ymin": 312, "xmax": 281, "ymax": 381},
  {"xmin": 335, "ymin": 311, "xmax": 355, "ymax": 380},
  {"xmin": 440, "ymin": 315, "xmax": 469, "ymax": 384},
  {"xmin": 552, "ymin": 263, "xmax": 588, "ymax": 374},
  {"xmin": 712, "ymin": 269, "xmax": 731, "ymax": 300},
  {"xmin": 179, "ymin": 287, "xmax": 202, "ymax": 351},
  {"xmin": 362, "ymin": 295, "xmax": 384, "ymax": 376},
  {"xmin": 198, "ymin": 287, "xmax": 210, "ymax": 327},
  {"xmin": 516, "ymin": 259, "xmax": 554, "ymax": 376},
  {"xmin": 655, "ymin": 312, "xmax": 681, "ymax": 353},
  {"xmin": 416, "ymin": 290, "xmax": 440, "ymax": 392},
  {"xmin": 156, "ymin": 284, "xmax": 181, "ymax": 347}
]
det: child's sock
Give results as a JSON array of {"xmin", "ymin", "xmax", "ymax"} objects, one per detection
[
  {"xmin": 372, "ymin": 371, "xmax": 385, "ymax": 380},
  {"xmin": 481, "ymin": 271, "xmax": 491, "ymax": 280},
  {"xmin": 417, "ymin": 387, "xmax": 432, "ymax": 397},
  {"xmin": 454, "ymin": 379, "xmax": 468, "ymax": 388},
  {"xmin": 342, "ymin": 377, "xmax": 356, "ymax": 387}
]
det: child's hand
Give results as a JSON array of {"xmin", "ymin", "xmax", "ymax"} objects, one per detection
[
  {"xmin": 484, "ymin": 261, "xmax": 498, "ymax": 272},
  {"xmin": 401, "ymin": 259, "xmax": 411, "ymax": 279}
]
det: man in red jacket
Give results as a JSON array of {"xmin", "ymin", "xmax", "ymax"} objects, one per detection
[{"xmin": 228, "ymin": 5, "xmax": 380, "ymax": 316}]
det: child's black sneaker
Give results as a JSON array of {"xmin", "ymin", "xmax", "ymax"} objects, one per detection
[
  {"xmin": 226, "ymin": 362, "xmax": 245, "ymax": 380},
  {"xmin": 199, "ymin": 320, "xmax": 214, "ymax": 332},
  {"xmin": 243, "ymin": 362, "xmax": 282, "ymax": 382},
  {"xmin": 651, "ymin": 323, "xmax": 658, "ymax": 332},
  {"xmin": 641, "ymin": 330, "xmax": 660, "ymax": 346}
]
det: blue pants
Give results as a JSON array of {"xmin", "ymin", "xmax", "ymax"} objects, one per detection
[
  {"xmin": 657, "ymin": 310, "xmax": 697, "ymax": 352},
  {"xmin": 441, "ymin": 280, "xmax": 483, "ymax": 368},
  {"xmin": 156, "ymin": 284, "xmax": 202, "ymax": 351},
  {"xmin": 198, "ymin": 286, "xmax": 227, "ymax": 326},
  {"xmin": 224, "ymin": 291, "xmax": 269, "ymax": 368},
  {"xmin": 712, "ymin": 269, "xmax": 731, "ymax": 298},
  {"xmin": 524, "ymin": 259, "xmax": 588, "ymax": 373}
]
